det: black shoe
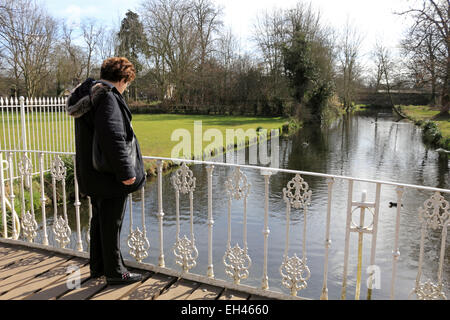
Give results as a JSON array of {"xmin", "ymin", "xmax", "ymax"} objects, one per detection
[{"xmin": 106, "ymin": 272, "xmax": 143, "ymax": 285}]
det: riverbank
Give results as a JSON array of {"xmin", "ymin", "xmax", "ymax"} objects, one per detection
[
  {"xmin": 399, "ymin": 105, "xmax": 450, "ymax": 151},
  {"xmin": 131, "ymin": 114, "xmax": 301, "ymax": 177}
]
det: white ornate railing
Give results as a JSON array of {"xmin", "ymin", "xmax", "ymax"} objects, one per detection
[
  {"xmin": 0, "ymin": 96, "xmax": 72, "ymax": 180},
  {"xmin": 0, "ymin": 149, "xmax": 449, "ymax": 300}
]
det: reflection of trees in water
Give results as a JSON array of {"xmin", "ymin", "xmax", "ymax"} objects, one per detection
[{"xmin": 437, "ymin": 153, "xmax": 449, "ymax": 189}]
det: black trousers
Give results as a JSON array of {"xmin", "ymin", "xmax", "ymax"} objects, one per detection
[{"xmin": 89, "ymin": 194, "xmax": 128, "ymax": 278}]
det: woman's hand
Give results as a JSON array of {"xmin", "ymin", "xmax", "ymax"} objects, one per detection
[{"xmin": 122, "ymin": 177, "xmax": 136, "ymax": 185}]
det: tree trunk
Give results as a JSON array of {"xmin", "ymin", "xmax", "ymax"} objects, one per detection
[{"xmin": 441, "ymin": 52, "xmax": 450, "ymax": 114}]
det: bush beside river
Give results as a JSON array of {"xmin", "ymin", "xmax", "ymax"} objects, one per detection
[{"xmin": 400, "ymin": 105, "xmax": 450, "ymax": 151}]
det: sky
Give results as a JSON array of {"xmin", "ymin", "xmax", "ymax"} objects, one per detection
[{"xmin": 43, "ymin": 0, "xmax": 413, "ymax": 59}]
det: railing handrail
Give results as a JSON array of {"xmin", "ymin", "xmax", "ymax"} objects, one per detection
[{"xmin": 1, "ymin": 149, "xmax": 449, "ymax": 195}]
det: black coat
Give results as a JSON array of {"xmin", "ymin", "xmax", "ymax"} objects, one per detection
[{"xmin": 66, "ymin": 82, "xmax": 146, "ymax": 198}]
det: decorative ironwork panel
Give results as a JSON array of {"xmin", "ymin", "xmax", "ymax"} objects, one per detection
[
  {"xmin": 410, "ymin": 192, "xmax": 449, "ymax": 300},
  {"xmin": 412, "ymin": 280, "xmax": 447, "ymax": 300},
  {"xmin": 50, "ymin": 156, "xmax": 67, "ymax": 181},
  {"xmin": 225, "ymin": 167, "xmax": 250, "ymax": 200},
  {"xmin": 171, "ymin": 162, "xmax": 196, "ymax": 194},
  {"xmin": 128, "ymin": 227, "xmax": 150, "ymax": 263},
  {"xmin": 52, "ymin": 216, "xmax": 71, "ymax": 248},
  {"xmin": 283, "ymin": 174, "xmax": 312, "ymax": 209},
  {"xmin": 280, "ymin": 254, "xmax": 311, "ymax": 296},
  {"xmin": 419, "ymin": 192, "xmax": 450, "ymax": 230},
  {"xmin": 18, "ymin": 154, "xmax": 33, "ymax": 177},
  {"xmin": 223, "ymin": 243, "xmax": 252, "ymax": 284},
  {"xmin": 21, "ymin": 211, "xmax": 37, "ymax": 243},
  {"xmin": 173, "ymin": 235, "xmax": 199, "ymax": 273}
]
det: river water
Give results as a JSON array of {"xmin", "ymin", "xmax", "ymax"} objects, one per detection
[{"xmin": 43, "ymin": 109, "xmax": 449, "ymax": 300}]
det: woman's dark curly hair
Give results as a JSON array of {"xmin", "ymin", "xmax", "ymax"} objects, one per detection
[{"xmin": 100, "ymin": 57, "xmax": 136, "ymax": 83}]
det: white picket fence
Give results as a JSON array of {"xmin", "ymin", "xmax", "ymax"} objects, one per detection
[{"xmin": 0, "ymin": 96, "xmax": 74, "ymax": 180}]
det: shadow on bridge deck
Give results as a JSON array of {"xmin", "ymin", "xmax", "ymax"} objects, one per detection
[{"xmin": 0, "ymin": 242, "xmax": 271, "ymax": 301}]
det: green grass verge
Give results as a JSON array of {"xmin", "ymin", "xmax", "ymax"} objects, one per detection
[
  {"xmin": 131, "ymin": 114, "xmax": 292, "ymax": 174},
  {"xmin": 1, "ymin": 112, "xmax": 294, "ymax": 176},
  {"xmin": 400, "ymin": 105, "xmax": 450, "ymax": 150}
]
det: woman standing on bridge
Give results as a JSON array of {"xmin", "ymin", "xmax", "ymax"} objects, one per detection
[{"xmin": 67, "ymin": 57, "xmax": 146, "ymax": 285}]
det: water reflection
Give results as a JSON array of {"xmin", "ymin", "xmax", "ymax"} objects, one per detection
[{"xmin": 32, "ymin": 110, "xmax": 449, "ymax": 299}]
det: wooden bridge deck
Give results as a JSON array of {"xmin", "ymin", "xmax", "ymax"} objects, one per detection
[{"xmin": 0, "ymin": 242, "xmax": 271, "ymax": 301}]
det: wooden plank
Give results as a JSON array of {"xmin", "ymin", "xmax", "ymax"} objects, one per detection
[
  {"xmin": 1, "ymin": 257, "xmax": 86, "ymax": 300},
  {"xmin": 0, "ymin": 254, "xmax": 67, "ymax": 296},
  {"xmin": 0, "ymin": 250, "xmax": 51, "ymax": 283},
  {"xmin": 186, "ymin": 283, "xmax": 223, "ymax": 300},
  {"xmin": 0, "ymin": 244, "xmax": 15, "ymax": 254},
  {"xmin": 58, "ymin": 274, "xmax": 107, "ymax": 300},
  {"xmin": 121, "ymin": 273, "xmax": 177, "ymax": 300},
  {"xmin": 25, "ymin": 263, "xmax": 91, "ymax": 300},
  {"xmin": 0, "ymin": 250, "xmax": 34, "ymax": 270},
  {"xmin": 90, "ymin": 271, "xmax": 152, "ymax": 300},
  {"xmin": 155, "ymin": 278, "xmax": 201, "ymax": 300},
  {"xmin": 218, "ymin": 289, "xmax": 250, "ymax": 300},
  {"xmin": 0, "ymin": 244, "xmax": 266, "ymax": 301}
]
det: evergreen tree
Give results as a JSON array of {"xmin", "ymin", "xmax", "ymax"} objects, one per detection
[{"xmin": 117, "ymin": 10, "xmax": 148, "ymax": 100}]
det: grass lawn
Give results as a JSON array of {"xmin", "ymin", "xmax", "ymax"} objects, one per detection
[
  {"xmin": 0, "ymin": 112, "xmax": 290, "ymax": 172},
  {"xmin": 132, "ymin": 114, "xmax": 288, "ymax": 158},
  {"xmin": 401, "ymin": 105, "xmax": 450, "ymax": 148}
]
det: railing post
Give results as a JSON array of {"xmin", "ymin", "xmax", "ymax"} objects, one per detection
[
  {"xmin": 39, "ymin": 152, "xmax": 48, "ymax": 245},
  {"xmin": 355, "ymin": 190, "xmax": 367, "ymax": 300},
  {"xmin": 19, "ymin": 97, "xmax": 30, "ymax": 188},
  {"xmin": 261, "ymin": 169, "xmax": 271, "ymax": 290},
  {"xmin": 341, "ymin": 179, "xmax": 353, "ymax": 300},
  {"xmin": 7, "ymin": 152, "xmax": 18, "ymax": 240},
  {"xmin": 320, "ymin": 177, "xmax": 334, "ymax": 300},
  {"xmin": 156, "ymin": 160, "xmax": 165, "ymax": 268},
  {"xmin": 19, "ymin": 96, "xmax": 27, "ymax": 151},
  {"xmin": 1, "ymin": 152, "xmax": 8, "ymax": 238},
  {"xmin": 390, "ymin": 186, "xmax": 404, "ymax": 299},
  {"xmin": 206, "ymin": 165, "xmax": 214, "ymax": 278},
  {"xmin": 72, "ymin": 155, "xmax": 83, "ymax": 251},
  {"xmin": 367, "ymin": 183, "xmax": 381, "ymax": 300}
]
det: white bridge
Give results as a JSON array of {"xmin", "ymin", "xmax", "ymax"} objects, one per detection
[{"xmin": 0, "ymin": 96, "xmax": 449, "ymax": 300}]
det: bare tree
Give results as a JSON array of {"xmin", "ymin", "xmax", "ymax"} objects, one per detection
[
  {"xmin": 98, "ymin": 27, "xmax": 118, "ymax": 61},
  {"xmin": 191, "ymin": 0, "xmax": 223, "ymax": 103},
  {"xmin": 252, "ymin": 8, "xmax": 286, "ymax": 79},
  {"xmin": 0, "ymin": 0, "xmax": 57, "ymax": 97},
  {"xmin": 402, "ymin": 21, "xmax": 442, "ymax": 104},
  {"xmin": 398, "ymin": 0, "xmax": 449, "ymax": 113},
  {"xmin": 372, "ymin": 40, "xmax": 397, "ymax": 108},
  {"xmin": 60, "ymin": 22, "xmax": 88, "ymax": 87},
  {"xmin": 216, "ymin": 28, "xmax": 238, "ymax": 104},
  {"xmin": 336, "ymin": 18, "xmax": 364, "ymax": 112},
  {"xmin": 141, "ymin": 0, "xmax": 200, "ymax": 103},
  {"xmin": 81, "ymin": 18, "xmax": 103, "ymax": 78}
]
